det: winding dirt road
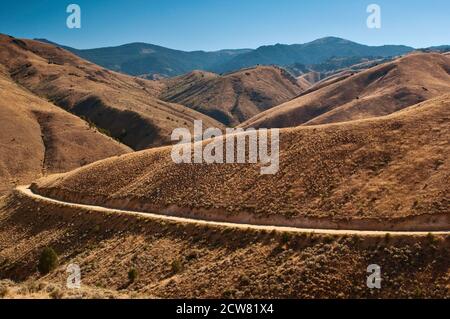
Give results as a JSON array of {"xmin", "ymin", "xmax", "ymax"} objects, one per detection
[{"xmin": 17, "ymin": 185, "xmax": 449, "ymax": 237}]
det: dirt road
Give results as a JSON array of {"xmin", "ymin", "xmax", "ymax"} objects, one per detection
[{"xmin": 17, "ymin": 185, "xmax": 449, "ymax": 236}]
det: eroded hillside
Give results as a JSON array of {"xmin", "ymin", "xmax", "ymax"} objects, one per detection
[
  {"xmin": 159, "ymin": 66, "xmax": 303, "ymax": 126},
  {"xmin": 242, "ymin": 53, "xmax": 450, "ymax": 129},
  {"xmin": 31, "ymin": 95, "xmax": 449, "ymax": 228},
  {"xmin": 0, "ymin": 193, "xmax": 447, "ymax": 298},
  {"xmin": 0, "ymin": 34, "xmax": 223, "ymax": 150},
  {"xmin": 0, "ymin": 65, "xmax": 131, "ymax": 193}
]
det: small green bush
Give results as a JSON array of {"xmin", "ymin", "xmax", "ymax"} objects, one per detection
[
  {"xmin": 186, "ymin": 250, "xmax": 200, "ymax": 261},
  {"xmin": 38, "ymin": 247, "xmax": 58, "ymax": 275},
  {"xmin": 239, "ymin": 275, "xmax": 251, "ymax": 286},
  {"xmin": 171, "ymin": 260, "xmax": 183, "ymax": 274},
  {"xmin": 128, "ymin": 268, "xmax": 138, "ymax": 283},
  {"xmin": 280, "ymin": 232, "xmax": 291, "ymax": 244},
  {"xmin": 384, "ymin": 233, "xmax": 391, "ymax": 242}
]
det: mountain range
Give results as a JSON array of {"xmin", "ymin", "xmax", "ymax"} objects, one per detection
[
  {"xmin": 37, "ymin": 37, "xmax": 415, "ymax": 78},
  {"xmin": 1, "ymin": 33, "xmax": 449, "ymax": 299}
]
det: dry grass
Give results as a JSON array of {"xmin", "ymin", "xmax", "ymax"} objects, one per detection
[
  {"xmin": 160, "ymin": 66, "xmax": 303, "ymax": 126},
  {"xmin": 32, "ymin": 94, "xmax": 449, "ymax": 222},
  {"xmin": 242, "ymin": 52, "xmax": 450, "ymax": 129},
  {"xmin": 0, "ymin": 34, "xmax": 223, "ymax": 150},
  {"xmin": 0, "ymin": 193, "xmax": 448, "ymax": 299},
  {"xmin": 0, "ymin": 279, "xmax": 143, "ymax": 299},
  {"xmin": 0, "ymin": 64, "xmax": 131, "ymax": 194}
]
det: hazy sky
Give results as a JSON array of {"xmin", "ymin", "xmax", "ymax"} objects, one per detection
[{"xmin": 1, "ymin": 0, "xmax": 449, "ymax": 51}]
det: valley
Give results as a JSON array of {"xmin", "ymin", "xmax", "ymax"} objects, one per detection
[{"xmin": 0, "ymin": 32, "xmax": 448, "ymax": 300}]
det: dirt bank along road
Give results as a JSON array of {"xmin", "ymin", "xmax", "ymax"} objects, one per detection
[{"xmin": 17, "ymin": 185, "xmax": 450, "ymax": 237}]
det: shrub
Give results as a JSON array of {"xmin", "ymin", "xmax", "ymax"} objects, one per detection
[
  {"xmin": 49, "ymin": 287, "xmax": 64, "ymax": 299},
  {"xmin": 426, "ymin": 233, "xmax": 439, "ymax": 245},
  {"xmin": 222, "ymin": 289, "xmax": 236, "ymax": 299},
  {"xmin": 186, "ymin": 250, "xmax": 200, "ymax": 261},
  {"xmin": 38, "ymin": 247, "xmax": 58, "ymax": 275},
  {"xmin": 323, "ymin": 235, "xmax": 334, "ymax": 244},
  {"xmin": 128, "ymin": 268, "xmax": 138, "ymax": 283},
  {"xmin": 280, "ymin": 232, "xmax": 291, "ymax": 244},
  {"xmin": 0, "ymin": 285, "xmax": 10, "ymax": 298},
  {"xmin": 384, "ymin": 233, "xmax": 391, "ymax": 242},
  {"xmin": 239, "ymin": 275, "xmax": 251, "ymax": 286},
  {"xmin": 171, "ymin": 260, "xmax": 183, "ymax": 274}
]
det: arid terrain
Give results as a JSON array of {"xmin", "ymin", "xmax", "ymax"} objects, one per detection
[
  {"xmin": 159, "ymin": 66, "xmax": 303, "ymax": 126},
  {"xmin": 30, "ymin": 94, "xmax": 449, "ymax": 230},
  {"xmin": 0, "ymin": 63, "xmax": 131, "ymax": 193},
  {"xmin": 0, "ymin": 34, "xmax": 448, "ymax": 299},
  {"xmin": 242, "ymin": 53, "xmax": 450, "ymax": 128},
  {"xmin": 0, "ymin": 191, "xmax": 448, "ymax": 299},
  {"xmin": 0, "ymin": 34, "xmax": 222, "ymax": 151}
]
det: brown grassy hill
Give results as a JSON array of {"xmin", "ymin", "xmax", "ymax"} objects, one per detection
[
  {"xmin": 32, "ymin": 94, "xmax": 449, "ymax": 229},
  {"xmin": 297, "ymin": 71, "xmax": 322, "ymax": 86},
  {"xmin": 159, "ymin": 66, "xmax": 303, "ymax": 126},
  {"xmin": 296, "ymin": 76, "xmax": 312, "ymax": 90},
  {"xmin": 0, "ymin": 66, "xmax": 131, "ymax": 193},
  {"xmin": 241, "ymin": 53, "xmax": 450, "ymax": 129},
  {"xmin": 0, "ymin": 193, "xmax": 447, "ymax": 299},
  {"xmin": 0, "ymin": 34, "xmax": 222, "ymax": 150}
]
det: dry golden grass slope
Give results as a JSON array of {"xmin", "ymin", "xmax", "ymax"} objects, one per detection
[
  {"xmin": 31, "ymin": 94, "xmax": 449, "ymax": 229},
  {"xmin": 242, "ymin": 52, "xmax": 450, "ymax": 129},
  {"xmin": 297, "ymin": 71, "xmax": 322, "ymax": 86},
  {"xmin": 0, "ymin": 193, "xmax": 448, "ymax": 299},
  {"xmin": 159, "ymin": 66, "xmax": 303, "ymax": 126},
  {"xmin": 0, "ymin": 65, "xmax": 131, "ymax": 193},
  {"xmin": 0, "ymin": 34, "xmax": 223, "ymax": 150}
]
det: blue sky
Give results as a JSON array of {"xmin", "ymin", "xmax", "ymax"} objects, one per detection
[{"xmin": 1, "ymin": 0, "xmax": 449, "ymax": 51}]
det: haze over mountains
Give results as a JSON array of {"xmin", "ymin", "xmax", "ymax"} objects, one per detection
[{"xmin": 37, "ymin": 37, "xmax": 415, "ymax": 78}]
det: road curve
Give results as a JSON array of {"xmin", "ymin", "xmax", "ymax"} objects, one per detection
[{"xmin": 17, "ymin": 185, "xmax": 450, "ymax": 237}]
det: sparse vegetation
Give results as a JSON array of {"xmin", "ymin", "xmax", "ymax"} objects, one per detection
[
  {"xmin": 0, "ymin": 285, "xmax": 10, "ymax": 298},
  {"xmin": 38, "ymin": 247, "xmax": 58, "ymax": 275},
  {"xmin": 128, "ymin": 268, "xmax": 138, "ymax": 283},
  {"xmin": 0, "ymin": 36, "xmax": 449, "ymax": 300},
  {"xmin": 31, "ymin": 93, "xmax": 450, "ymax": 225},
  {"xmin": 280, "ymin": 232, "xmax": 291, "ymax": 244},
  {"xmin": 171, "ymin": 259, "xmax": 183, "ymax": 274},
  {"xmin": 0, "ymin": 192, "xmax": 448, "ymax": 299}
]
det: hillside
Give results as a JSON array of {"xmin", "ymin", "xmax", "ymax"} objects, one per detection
[
  {"xmin": 0, "ymin": 191, "xmax": 447, "ymax": 299},
  {"xmin": 0, "ymin": 65, "xmax": 131, "ymax": 193},
  {"xmin": 31, "ymin": 94, "xmax": 449, "ymax": 230},
  {"xmin": 159, "ymin": 66, "xmax": 303, "ymax": 125},
  {"xmin": 287, "ymin": 57, "xmax": 392, "ymax": 89},
  {"xmin": 0, "ymin": 34, "xmax": 223, "ymax": 150},
  {"xmin": 242, "ymin": 53, "xmax": 450, "ymax": 129}
]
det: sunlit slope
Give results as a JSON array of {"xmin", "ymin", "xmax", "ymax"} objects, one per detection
[
  {"xmin": 0, "ymin": 66, "xmax": 131, "ymax": 193},
  {"xmin": 33, "ymin": 95, "xmax": 449, "ymax": 223},
  {"xmin": 0, "ymin": 34, "xmax": 223, "ymax": 150},
  {"xmin": 159, "ymin": 66, "xmax": 303, "ymax": 126},
  {"xmin": 242, "ymin": 53, "xmax": 450, "ymax": 129}
]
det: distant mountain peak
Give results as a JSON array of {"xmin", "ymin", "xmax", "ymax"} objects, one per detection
[
  {"xmin": 306, "ymin": 36, "xmax": 357, "ymax": 45},
  {"xmin": 29, "ymin": 36, "xmax": 429, "ymax": 77}
]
